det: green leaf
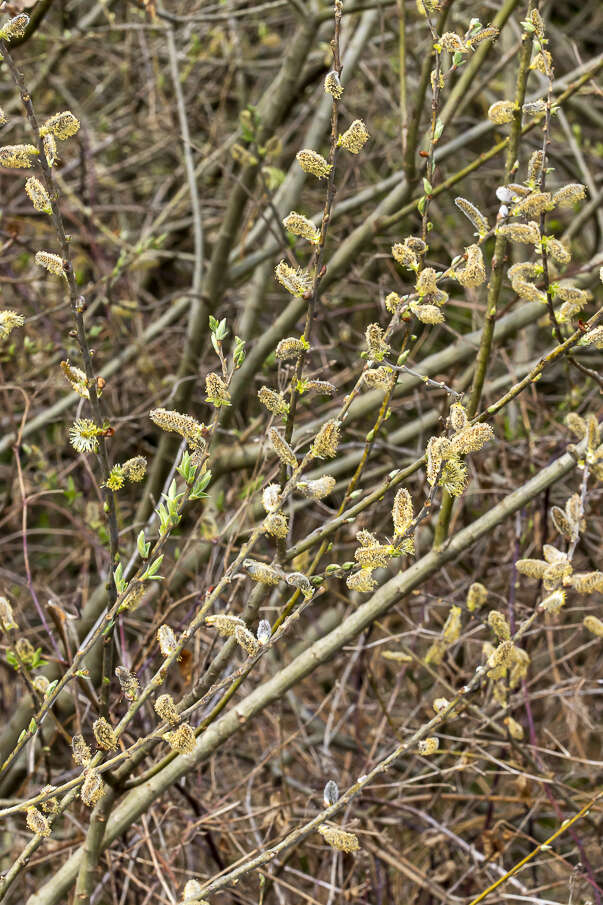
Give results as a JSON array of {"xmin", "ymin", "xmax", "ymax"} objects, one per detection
[
  {"xmin": 137, "ymin": 530, "xmax": 150, "ymax": 559},
  {"xmin": 423, "ymin": 177, "xmax": 432, "ymax": 195}
]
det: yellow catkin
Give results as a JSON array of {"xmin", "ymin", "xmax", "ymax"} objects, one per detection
[
  {"xmin": 269, "ymin": 428, "xmax": 297, "ymax": 468},
  {"xmin": 296, "ymin": 476, "xmax": 336, "ymax": 499},
  {"xmin": 258, "ymin": 387, "xmax": 288, "ymax": 415},
  {"xmin": 488, "ymin": 611, "xmax": 511, "ymax": 641},
  {"xmin": 318, "ymin": 824, "xmax": 360, "ymax": 852},
  {"xmin": 283, "ymin": 211, "xmax": 320, "ymax": 243},
  {"xmin": 39, "ymin": 111, "xmax": 80, "ymax": 140},
  {"xmin": 338, "ymin": 119, "xmax": 369, "ymax": 154},
  {"xmin": 164, "ymin": 723, "xmax": 196, "ymax": 754},
  {"xmin": 311, "ymin": 420, "xmax": 340, "ymax": 459},
  {"xmin": 275, "ymin": 337, "xmax": 307, "ymax": 360},
  {"xmin": 0, "ymin": 143, "xmax": 39, "ymax": 168},
  {"xmin": 0, "ymin": 596, "xmax": 18, "ymax": 630},
  {"xmin": 540, "ymin": 590, "xmax": 566, "ymax": 614},
  {"xmin": 454, "ymin": 245, "xmax": 486, "ymax": 288},
  {"xmin": 274, "ymin": 261, "xmax": 312, "ymax": 296},
  {"xmin": 205, "ymin": 613, "xmax": 245, "ymax": 637},
  {"xmin": 466, "ymin": 582, "xmax": 487, "ymax": 612},
  {"xmin": 154, "ymin": 693, "xmax": 179, "ymax": 724},
  {"xmin": 391, "ymin": 241, "xmax": 418, "ymax": 269},
  {"xmin": 442, "ymin": 606, "xmax": 462, "ymax": 644},
  {"xmin": 346, "ymin": 569, "xmax": 377, "ymax": 593},
  {"xmin": 552, "ymin": 183, "xmax": 586, "ymax": 207},
  {"xmin": 205, "ymin": 372, "xmax": 230, "ymax": 406},
  {"xmin": 454, "ymin": 197, "xmax": 489, "ymax": 236},
  {"xmin": 72, "ymin": 734, "xmax": 91, "ymax": 766},
  {"xmin": 0, "ymin": 309, "xmax": 25, "ymax": 340},
  {"xmin": 150, "ymin": 408, "xmax": 206, "ymax": 448},
  {"xmin": 569, "ymin": 572, "xmax": 603, "ymax": 593},
  {"xmin": 264, "ymin": 511, "xmax": 288, "ymax": 538},
  {"xmin": 583, "ymin": 616, "xmax": 603, "ymax": 638},
  {"xmin": 243, "ymin": 559, "xmax": 283, "ymax": 586},
  {"xmin": 418, "ymin": 737, "xmax": 439, "ymax": 755},
  {"xmin": 35, "ymin": 250, "xmax": 65, "ymax": 276},
  {"xmin": 488, "ymin": 101, "xmax": 515, "ymax": 124},
  {"xmin": 504, "ymin": 716, "xmax": 524, "ymax": 740},
  {"xmin": 26, "ymin": 806, "xmax": 51, "ymax": 837},
  {"xmin": 448, "ymin": 423, "xmax": 494, "ymax": 456},
  {"xmin": 81, "ymin": 769, "xmax": 105, "ymax": 807},
  {"xmin": 157, "ymin": 624, "xmax": 178, "ymax": 657},
  {"xmin": 93, "ymin": 717, "xmax": 117, "ymax": 751},
  {"xmin": 234, "ymin": 625, "xmax": 260, "ymax": 656},
  {"xmin": 296, "ymin": 149, "xmax": 331, "ymax": 179},
  {"xmin": 25, "ymin": 176, "xmax": 52, "ymax": 213},
  {"xmin": 392, "ymin": 488, "xmax": 413, "ymax": 535}
]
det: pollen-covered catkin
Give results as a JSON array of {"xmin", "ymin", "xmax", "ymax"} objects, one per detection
[
  {"xmin": 72, "ymin": 734, "xmax": 91, "ymax": 766},
  {"xmin": 448, "ymin": 423, "xmax": 494, "ymax": 455},
  {"xmin": 466, "ymin": 582, "xmax": 488, "ymax": 611},
  {"xmin": 157, "ymin": 624, "xmax": 178, "ymax": 657},
  {"xmin": 496, "ymin": 221, "xmax": 541, "ymax": 244},
  {"xmin": 154, "ymin": 693, "xmax": 179, "ymax": 725},
  {"xmin": 0, "ymin": 596, "xmax": 18, "ymax": 630},
  {"xmin": 454, "ymin": 197, "xmax": 489, "ymax": 235},
  {"xmin": 244, "ymin": 559, "xmax": 283, "ymax": 586},
  {"xmin": 552, "ymin": 183, "xmax": 586, "ymax": 207},
  {"xmin": 205, "ymin": 613, "xmax": 245, "ymax": 637},
  {"xmin": 26, "ymin": 806, "xmax": 51, "ymax": 837},
  {"xmin": 583, "ymin": 615, "xmax": 603, "ymax": 638},
  {"xmin": 296, "ymin": 148, "xmax": 331, "ymax": 179},
  {"xmin": 0, "ymin": 310, "xmax": 25, "ymax": 340},
  {"xmin": 164, "ymin": 723, "xmax": 196, "ymax": 754},
  {"xmin": 504, "ymin": 716, "xmax": 524, "ymax": 740},
  {"xmin": 540, "ymin": 590, "xmax": 566, "ymax": 614},
  {"xmin": 115, "ymin": 666, "xmax": 139, "ymax": 701},
  {"xmin": 235, "ymin": 624, "xmax": 260, "ymax": 656},
  {"xmin": 454, "ymin": 245, "xmax": 486, "ymax": 288},
  {"xmin": 264, "ymin": 511, "xmax": 288, "ymax": 538},
  {"xmin": 150, "ymin": 408, "xmax": 206, "ymax": 448},
  {"xmin": 35, "ymin": 250, "xmax": 65, "ymax": 276},
  {"xmin": 488, "ymin": 101, "xmax": 515, "ymax": 124},
  {"xmin": 258, "ymin": 386, "xmax": 288, "ymax": 415},
  {"xmin": 311, "ymin": 419, "xmax": 340, "ymax": 459},
  {"xmin": 338, "ymin": 119, "xmax": 369, "ymax": 154},
  {"xmin": 318, "ymin": 824, "xmax": 360, "ymax": 852},
  {"xmin": 205, "ymin": 372, "xmax": 230, "ymax": 406},
  {"xmin": 392, "ymin": 488, "xmax": 413, "ymax": 535},
  {"xmin": 269, "ymin": 428, "xmax": 297, "ymax": 468},
  {"xmin": 39, "ymin": 111, "xmax": 80, "ymax": 140},
  {"xmin": 488, "ymin": 611, "xmax": 511, "ymax": 641},
  {"xmin": 346, "ymin": 569, "xmax": 377, "ymax": 592},
  {"xmin": 442, "ymin": 606, "xmax": 462, "ymax": 644},
  {"xmin": 283, "ymin": 211, "xmax": 320, "ymax": 243},
  {"xmin": 418, "ymin": 737, "xmax": 439, "ymax": 755},
  {"xmin": 569, "ymin": 572, "xmax": 603, "ymax": 593},
  {"xmin": 275, "ymin": 337, "xmax": 307, "ymax": 360},
  {"xmin": 392, "ymin": 242, "xmax": 418, "ymax": 269},
  {"xmin": 296, "ymin": 475, "xmax": 336, "ymax": 499},
  {"xmin": 93, "ymin": 717, "xmax": 118, "ymax": 751},
  {"xmin": 25, "ymin": 177, "xmax": 51, "ymax": 213},
  {"xmin": 0, "ymin": 144, "xmax": 39, "ymax": 168},
  {"xmin": 81, "ymin": 769, "xmax": 105, "ymax": 807},
  {"xmin": 274, "ymin": 261, "xmax": 311, "ymax": 296},
  {"xmin": 365, "ymin": 323, "xmax": 390, "ymax": 359}
]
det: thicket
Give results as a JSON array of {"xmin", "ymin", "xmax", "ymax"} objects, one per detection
[{"xmin": 0, "ymin": 1, "xmax": 601, "ymax": 904}]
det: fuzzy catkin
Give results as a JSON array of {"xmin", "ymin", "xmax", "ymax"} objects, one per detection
[
  {"xmin": 311, "ymin": 420, "xmax": 340, "ymax": 459},
  {"xmin": 318, "ymin": 824, "xmax": 360, "ymax": 852}
]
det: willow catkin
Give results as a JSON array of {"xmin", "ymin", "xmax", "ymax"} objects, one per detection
[{"xmin": 318, "ymin": 824, "xmax": 360, "ymax": 852}]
